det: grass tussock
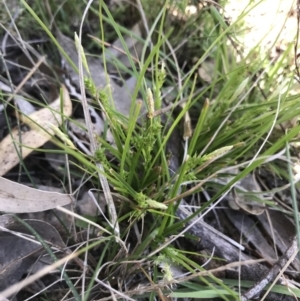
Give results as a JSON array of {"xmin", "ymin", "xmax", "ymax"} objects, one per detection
[{"xmin": 0, "ymin": 0, "xmax": 300, "ymax": 300}]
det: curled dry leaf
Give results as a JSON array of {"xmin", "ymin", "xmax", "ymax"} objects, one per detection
[
  {"xmin": 218, "ymin": 170, "xmax": 266, "ymax": 215},
  {"xmin": 0, "ymin": 85, "xmax": 72, "ymax": 176},
  {"xmin": 229, "ymin": 173, "xmax": 266, "ymax": 215},
  {"xmin": 0, "ymin": 177, "xmax": 72, "ymax": 213}
]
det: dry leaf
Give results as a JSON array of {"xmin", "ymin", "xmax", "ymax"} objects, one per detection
[
  {"xmin": 0, "ymin": 177, "xmax": 72, "ymax": 213},
  {"xmin": 225, "ymin": 209, "xmax": 276, "ymax": 261},
  {"xmin": 229, "ymin": 173, "xmax": 266, "ymax": 215},
  {"xmin": 217, "ymin": 170, "xmax": 266, "ymax": 215},
  {"xmin": 0, "ymin": 85, "xmax": 72, "ymax": 176},
  {"xmin": 0, "ymin": 215, "xmax": 67, "ymax": 292}
]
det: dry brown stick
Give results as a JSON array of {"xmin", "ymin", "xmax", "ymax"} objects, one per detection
[
  {"xmin": 176, "ymin": 205, "xmax": 297, "ymax": 301},
  {"xmin": 241, "ymin": 236, "xmax": 298, "ymax": 301}
]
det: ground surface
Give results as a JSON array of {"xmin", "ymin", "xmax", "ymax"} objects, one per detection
[{"xmin": 1, "ymin": 1, "xmax": 300, "ymax": 301}]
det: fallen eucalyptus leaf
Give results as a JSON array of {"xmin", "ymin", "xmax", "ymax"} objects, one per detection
[
  {"xmin": 0, "ymin": 177, "xmax": 72, "ymax": 213},
  {"xmin": 0, "ymin": 85, "xmax": 72, "ymax": 176}
]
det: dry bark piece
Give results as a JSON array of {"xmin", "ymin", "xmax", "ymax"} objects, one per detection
[
  {"xmin": 224, "ymin": 209, "xmax": 277, "ymax": 261},
  {"xmin": 241, "ymin": 236, "xmax": 299, "ymax": 301},
  {"xmin": 0, "ymin": 85, "xmax": 72, "ymax": 176},
  {"xmin": 257, "ymin": 210, "xmax": 300, "ymax": 271}
]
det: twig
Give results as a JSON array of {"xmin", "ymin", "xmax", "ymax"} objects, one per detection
[{"xmin": 241, "ymin": 236, "xmax": 298, "ymax": 301}]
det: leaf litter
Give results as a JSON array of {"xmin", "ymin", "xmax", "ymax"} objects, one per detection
[{"xmin": 0, "ymin": 215, "xmax": 67, "ymax": 292}]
